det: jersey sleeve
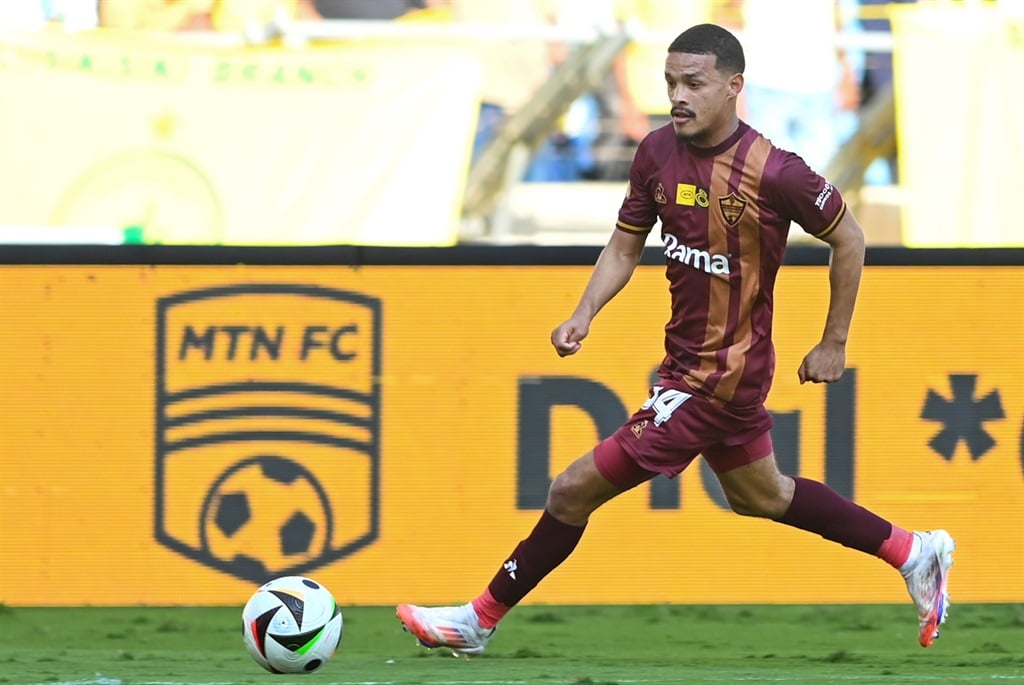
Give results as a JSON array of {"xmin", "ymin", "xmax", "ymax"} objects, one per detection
[
  {"xmin": 766, "ymin": 150, "xmax": 847, "ymax": 239},
  {"xmin": 616, "ymin": 140, "xmax": 658, "ymax": 234}
]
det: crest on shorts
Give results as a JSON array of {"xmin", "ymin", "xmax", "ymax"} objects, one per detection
[
  {"xmin": 719, "ymin": 192, "xmax": 747, "ymax": 226},
  {"xmin": 631, "ymin": 419, "xmax": 649, "ymax": 439}
]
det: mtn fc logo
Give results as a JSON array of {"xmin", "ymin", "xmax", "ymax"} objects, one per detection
[{"xmin": 154, "ymin": 284, "xmax": 382, "ymax": 583}]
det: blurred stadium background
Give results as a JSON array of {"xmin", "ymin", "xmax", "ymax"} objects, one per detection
[{"xmin": 0, "ymin": 0, "xmax": 1021, "ymax": 249}]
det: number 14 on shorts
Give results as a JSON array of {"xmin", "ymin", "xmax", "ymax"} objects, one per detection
[{"xmin": 641, "ymin": 386, "xmax": 693, "ymax": 426}]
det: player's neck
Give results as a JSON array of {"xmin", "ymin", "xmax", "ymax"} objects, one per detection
[{"xmin": 690, "ymin": 116, "xmax": 741, "ymax": 150}]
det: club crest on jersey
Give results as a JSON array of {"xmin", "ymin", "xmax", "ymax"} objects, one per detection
[
  {"xmin": 662, "ymin": 234, "xmax": 731, "ymax": 275},
  {"xmin": 719, "ymin": 192, "xmax": 747, "ymax": 226}
]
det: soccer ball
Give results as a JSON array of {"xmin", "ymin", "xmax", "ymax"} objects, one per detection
[{"xmin": 241, "ymin": 575, "xmax": 343, "ymax": 674}]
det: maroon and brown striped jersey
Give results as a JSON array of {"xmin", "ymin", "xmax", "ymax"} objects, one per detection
[{"xmin": 617, "ymin": 121, "xmax": 847, "ymax": 411}]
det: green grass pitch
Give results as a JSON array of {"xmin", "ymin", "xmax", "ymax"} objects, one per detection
[{"xmin": 0, "ymin": 604, "xmax": 1021, "ymax": 684}]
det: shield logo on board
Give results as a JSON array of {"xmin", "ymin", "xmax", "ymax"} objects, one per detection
[{"xmin": 154, "ymin": 284, "xmax": 382, "ymax": 583}]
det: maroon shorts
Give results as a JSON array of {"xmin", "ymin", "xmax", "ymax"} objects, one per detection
[{"xmin": 593, "ymin": 379, "xmax": 774, "ymax": 490}]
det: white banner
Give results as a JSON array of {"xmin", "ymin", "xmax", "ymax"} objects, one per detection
[
  {"xmin": 892, "ymin": 5, "xmax": 1024, "ymax": 247},
  {"xmin": 0, "ymin": 31, "xmax": 481, "ymax": 246}
]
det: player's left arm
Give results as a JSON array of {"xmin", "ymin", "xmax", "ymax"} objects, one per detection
[{"xmin": 798, "ymin": 208, "xmax": 866, "ymax": 384}]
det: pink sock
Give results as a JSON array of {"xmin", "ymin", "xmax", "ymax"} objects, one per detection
[
  {"xmin": 471, "ymin": 589, "xmax": 510, "ymax": 629},
  {"xmin": 876, "ymin": 525, "xmax": 915, "ymax": 569}
]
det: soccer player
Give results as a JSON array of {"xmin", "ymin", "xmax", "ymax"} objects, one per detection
[{"xmin": 396, "ymin": 23, "xmax": 954, "ymax": 653}]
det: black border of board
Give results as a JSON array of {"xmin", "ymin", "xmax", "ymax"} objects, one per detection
[{"xmin": 1, "ymin": 245, "xmax": 1022, "ymax": 267}]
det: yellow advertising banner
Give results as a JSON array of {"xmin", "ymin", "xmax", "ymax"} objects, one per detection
[
  {"xmin": 0, "ymin": 30, "xmax": 480, "ymax": 246},
  {"xmin": 0, "ymin": 264, "xmax": 1022, "ymax": 606},
  {"xmin": 892, "ymin": 5, "xmax": 1024, "ymax": 247}
]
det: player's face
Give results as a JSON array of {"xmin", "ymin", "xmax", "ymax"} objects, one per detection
[{"xmin": 664, "ymin": 52, "xmax": 741, "ymax": 147}]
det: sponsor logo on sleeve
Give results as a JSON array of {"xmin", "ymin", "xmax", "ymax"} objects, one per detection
[{"xmin": 814, "ymin": 182, "xmax": 834, "ymax": 210}]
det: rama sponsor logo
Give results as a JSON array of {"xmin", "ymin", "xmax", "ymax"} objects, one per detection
[{"xmin": 662, "ymin": 234, "xmax": 731, "ymax": 275}]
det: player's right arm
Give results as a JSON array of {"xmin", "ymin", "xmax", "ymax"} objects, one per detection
[{"xmin": 551, "ymin": 227, "xmax": 648, "ymax": 357}]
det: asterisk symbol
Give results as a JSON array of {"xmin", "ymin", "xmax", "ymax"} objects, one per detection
[{"xmin": 921, "ymin": 374, "xmax": 1004, "ymax": 460}]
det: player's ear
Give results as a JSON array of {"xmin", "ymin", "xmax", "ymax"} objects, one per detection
[{"xmin": 728, "ymin": 73, "xmax": 744, "ymax": 99}]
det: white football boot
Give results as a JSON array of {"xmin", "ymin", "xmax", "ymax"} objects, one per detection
[
  {"xmin": 902, "ymin": 529, "xmax": 955, "ymax": 647},
  {"xmin": 396, "ymin": 602, "xmax": 495, "ymax": 655}
]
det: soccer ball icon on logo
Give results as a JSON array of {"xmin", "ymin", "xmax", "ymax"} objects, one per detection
[
  {"xmin": 242, "ymin": 575, "xmax": 344, "ymax": 674},
  {"xmin": 201, "ymin": 456, "xmax": 333, "ymax": 581}
]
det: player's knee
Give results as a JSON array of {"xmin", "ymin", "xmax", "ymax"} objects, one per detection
[
  {"xmin": 726, "ymin": 492, "xmax": 769, "ymax": 518},
  {"xmin": 725, "ymin": 488, "xmax": 790, "ymax": 519},
  {"xmin": 720, "ymin": 470, "xmax": 794, "ymax": 519},
  {"xmin": 546, "ymin": 471, "xmax": 599, "ymax": 525}
]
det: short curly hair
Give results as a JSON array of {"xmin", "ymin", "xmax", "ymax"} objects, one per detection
[{"xmin": 667, "ymin": 23, "xmax": 745, "ymax": 75}]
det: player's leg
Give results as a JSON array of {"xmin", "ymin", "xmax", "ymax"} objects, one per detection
[
  {"xmin": 473, "ymin": 443, "xmax": 654, "ymax": 620},
  {"xmin": 466, "ymin": 384, "xmax": 713, "ymax": 630},
  {"xmin": 396, "ymin": 440, "xmax": 658, "ymax": 654},
  {"xmin": 706, "ymin": 436, "xmax": 954, "ymax": 647},
  {"xmin": 702, "ymin": 433, "xmax": 793, "ymax": 518}
]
